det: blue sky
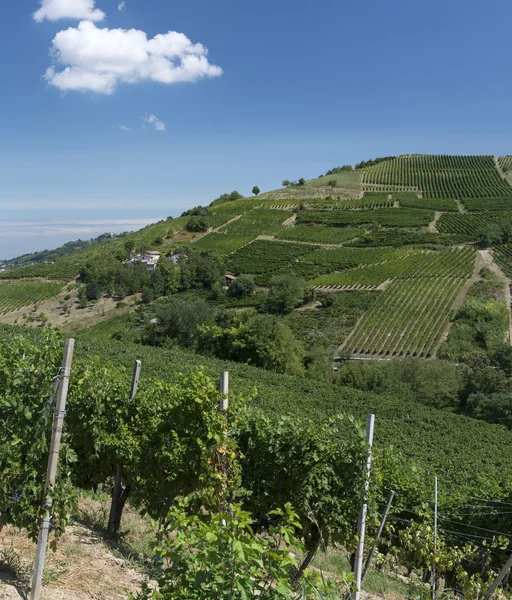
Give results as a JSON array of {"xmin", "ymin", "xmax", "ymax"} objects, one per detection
[{"xmin": 1, "ymin": 0, "xmax": 512, "ymax": 258}]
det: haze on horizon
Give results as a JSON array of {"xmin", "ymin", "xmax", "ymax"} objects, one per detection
[{"xmin": 1, "ymin": 0, "xmax": 512, "ymax": 258}]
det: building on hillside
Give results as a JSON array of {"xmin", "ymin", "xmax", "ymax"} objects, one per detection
[
  {"xmin": 224, "ymin": 274, "xmax": 237, "ymax": 286},
  {"xmin": 124, "ymin": 250, "xmax": 162, "ymax": 271}
]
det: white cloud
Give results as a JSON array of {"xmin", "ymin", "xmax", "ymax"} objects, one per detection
[
  {"xmin": 33, "ymin": 0, "xmax": 105, "ymax": 22},
  {"xmin": 117, "ymin": 124, "xmax": 131, "ymax": 131},
  {"xmin": 44, "ymin": 20, "xmax": 223, "ymax": 95},
  {"xmin": 118, "ymin": 1, "xmax": 126, "ymax": 10},
  {"xmin": 144, "ymin": 114, "xmax": 165, "ymax": 131}
]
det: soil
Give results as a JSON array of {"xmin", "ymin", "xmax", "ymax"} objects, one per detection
[{"xmin": 0, "ymin": 525, "xmax": 143, "ymax": 600}]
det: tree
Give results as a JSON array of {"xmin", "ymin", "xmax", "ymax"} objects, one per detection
[
  {"xmin": 145, "ymin": 299, "xmax": 214, "ymax": 348},
  {"xmin": 298, "ymin": 178, "xmax": 306, "ymax": 186},
  {"xmin": 227, "ymin": 276, "xmax": 255, "ymax": 298},
  {"xmin": 199, "ymin": 311, "xmax": 305, "ymax": 376},
  {"xmin": 282, "ymin": 180, "xmax": 291, "ymax": 187},
  {"xmin": 265, "ymin": 275, "xmax": 307, "ymax": 314},
  {"xmin": 186, "ymin": 217, "xmax": 208, "ymax": 233},
  {"xmin": 252, "ymin": 186, "xmax": 260, "ymax": 196}
]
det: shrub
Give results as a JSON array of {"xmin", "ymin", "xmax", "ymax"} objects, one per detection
[{"xmin": 227, "ymin": 276, "xmax": 255, "ymax": 298}]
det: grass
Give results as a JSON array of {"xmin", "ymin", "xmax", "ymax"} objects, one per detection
[{"xmin": 258, "ymin": 172, "xmax": 363, "ymax": 200}]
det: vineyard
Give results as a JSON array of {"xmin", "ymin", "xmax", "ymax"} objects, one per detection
[
  {"xmin": 0, "ymin": 281, "xmax": 64, "ymax": 313},
  {"xmin": 275, "ymin": 225, "xmax": 362, "ymax": 244},
  {"xmin": 398, "ymin": 196, "xmax": 459, "ymax": 211},
  {"xmin": 297, "ymin": 207, "xmax": 435, "ymax": 228},
  {"xmin": 493, "ymin": 244, "xmax": 512, "ymax": 279},
  {"xmin": 343, "ymin": 276, "xmax": 468, "ymax": 357},
  {"xmin": 310, "ymin": 248, "xmax": 475, "ymax": 288},
  {"xmin": 228, "ymin": 239, "xmax": 317, "ymax": 274},
  {"xmin": 363, "ymin": 155, "xmax": 512, "ymax": 198},
  {"xmin": 436, "ymin": 212, "xmax": 512, "ymax": 236},
  {"xmin": 219, "ymin": 209, "xmax": 290, "ymax": 235},
  {"xmin": 191, "ymin": 233, "xmax": 256, "ymax": 254},
  {"xmin": 462, "ymin": 198, "xmax": 512, "ymax": 211}
]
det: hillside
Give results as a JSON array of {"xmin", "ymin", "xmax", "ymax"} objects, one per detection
[{"xmin": 2, "ymin": 154, "xmax": 512, "ymax": 360}]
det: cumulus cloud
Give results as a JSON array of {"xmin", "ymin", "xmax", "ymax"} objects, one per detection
[
  {"xmin": 43, "ymin": 20, "xmax": 223, "ymax": 95},
  {"xmin": 33, "ymin": 0, "xmax": 105, "ymax": 22},
  {"xmin": 118, "ymin": 1, "xmax": 126, "ymax": 10},
  {"xmin": 144, "ymin": 114, "xmax": 165, "ymax": 131}
]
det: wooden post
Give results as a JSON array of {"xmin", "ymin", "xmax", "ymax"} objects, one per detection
[
  {"xmin": 362, "ymin": 490, "xmax": 395, "ymax": 582},
  {"xmin": 107, "ymin": 360, "xmax": 141, "ymax": 537},
  {"xmin": 485, "ymin": 554, "xmax": 512, "ymax": 599},
  {"xmin": 432, "ymin": 476, "xmax": 438, "ymax": 600},
  {"xmin": 30, "ymin": 339, "xmax": 75, "ymax": 600},
  {"xmin": 353, "ymin": 414, "xmax": 375, "ymax": 600}
]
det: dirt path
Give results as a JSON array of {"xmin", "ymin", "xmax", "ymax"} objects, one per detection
[
  {"xmin": 455, "ymin": 199, "xmax": 465, "ymax": 214},
  {"xmin": 494, "ymin": 156, "xmax": 507, "ymax": 180},
  {"xmin": 428, "ymin": 212, "xmax": 442, "ymax": 232},
  {"xmin": 282, "ymin": 213, "xmax": 297, "ymax": 227}
]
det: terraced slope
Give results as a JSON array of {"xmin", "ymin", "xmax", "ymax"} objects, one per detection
[{"xmin": 363, "ymin": 155, "xmax": 512, "ymax": 198}]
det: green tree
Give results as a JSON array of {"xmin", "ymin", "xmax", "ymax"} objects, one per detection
[
  {"xmin": 227, "ymin": 275, "xmax": 255, "ymax": 298},
  {"xmin": 252, "ymin": 185, "xmax": 260, "ymax": 196},
  {"xmin": 186, "ymin": 217, "xmax": 208, "ymax": 233},
  {"xmin": 145, "ymin": 298, "xmax": 215, "ymax": 348},
  {"xmin": 282, "ymin": 180, "xmax": 291, "ymax": 187},
  {"xmin": 199, "ymin": 311, "xmax": 305, "ymax": 376},
  {"xmin": 298, "ymin": 177, "xmax": 306, "ymax": 186},
  {"xmin": 265, "ymin": 275, "xmax": 307, "ymax": 314}
]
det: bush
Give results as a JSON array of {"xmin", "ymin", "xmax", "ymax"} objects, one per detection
[
  {"xmin": 130, "ymin": 502, "xmax": 348, "ymax": 600},
  {"xmin": 328, "ymin": 179, "xmax": 337, "ymax": 188},
  {"xmin": 298, "ymin": 178, "xmax": 306, "ymax": 186},
  {"xmin": 227, "ymin": 276, "xmax": 255, "ymax": 298},
  {"xmin": 252, "ymin": 185, "xmax": 260, "ymax": 196}
]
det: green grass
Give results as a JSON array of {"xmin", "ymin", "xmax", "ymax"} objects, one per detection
[{"xmin": 258, "ymin": 172, "xmax": 363, "ymax": 200}]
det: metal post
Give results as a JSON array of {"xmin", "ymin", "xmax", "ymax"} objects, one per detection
[
  {"xmin": 362, "ymin": 490, "xmax": 395, "ymax": 582},
  {"xmin": 220, "ymin": 372, "xmax": 229, "ymax": 412},
  {"xmin": 353, "ymin": 414, "xmax": 375, "ymax": 600},
  {"xmin": 219, "ymin": 372, "xmax": 229, "ymax": 525},
  {"xmin": 31, "ymin": 339, "xmax": 75, "ymax": 600},
  {"xmin": 108, "ymin": 360, "xmax": 141, "ymax": 536},
  {"xmin": 432, "ymin": 476, "xmax": 438, "ymax": 600},
  {"xmin": 485, "ymin": 553, "xmax": 512, "ymax": 599}
]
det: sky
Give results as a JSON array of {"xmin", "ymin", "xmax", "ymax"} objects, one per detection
[{"xmin": 1, "ymin": 0, "xmax": 512, "ymax": 258}]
